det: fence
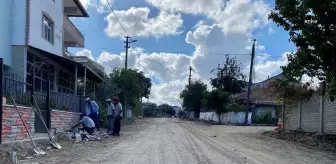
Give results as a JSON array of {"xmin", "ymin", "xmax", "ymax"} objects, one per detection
[
  {"xmin": 2, "ymin": 71, "xmax": 83, "ymax": 113},
  {"xmin": 284, "ymin": 82, "xmax": 336, "ymax": 134}
]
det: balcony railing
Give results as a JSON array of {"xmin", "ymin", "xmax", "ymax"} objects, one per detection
[{"xmin": 63, "ymin": 14, "xmax": 84, "ymax": 47}]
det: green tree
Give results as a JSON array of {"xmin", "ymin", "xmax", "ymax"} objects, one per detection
[
  {"xmin": 136, "ymin": 71, "xmax": 152, "ymax": 99},
  {"xmin": 204, "ymin": 89, "xmax": 231, "ymax": 123},
  {"xmin": 180, "ymin": 80, "xmax": 207, "ymax": 118},
  {"xmin": 210, "ymin": 55, "xmax": 246, "ymax": 95},
  {"xmin": 111, "ymin": 69, "xmax": 152, "ymax": 108},
  {"xmin": 269, "ymin": 0, "xmax": 336, "ymax": 100}
]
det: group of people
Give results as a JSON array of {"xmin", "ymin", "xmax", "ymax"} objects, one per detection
[{"xmin": 73, "ymin": 96, "xmax": 123, "ymax": 137}]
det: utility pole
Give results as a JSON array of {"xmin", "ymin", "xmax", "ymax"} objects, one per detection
[
  {"xmin": 124, "ymin": 36, "xmax": 131, "ymax": 70},
  {"xmin": 188, "ymin": 66, "xmax": 193, "ymax": 85},
  {"xmin": 244, "ymin": 39, "xmax": 256, "ymax": 125},
  {"xmin": 123, "ymin": 36, "xmax": 137, "ymax": 118}
]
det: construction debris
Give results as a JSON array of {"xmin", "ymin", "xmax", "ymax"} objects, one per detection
[{"xmin": 57, "ymin": 128, "xmax": 109, "ymax": 143}]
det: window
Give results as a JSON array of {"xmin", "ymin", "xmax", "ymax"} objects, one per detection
[
  {"xmin": 26, "ymin": 52, "xmax": 55, "ymax": 92},
  {"xmin": 42, "ymin": 15, "xmax": 54, "ymax": 43},
  {"xmin": 58, "ymin": 70, "xmax": 74, "ymax": 94}
]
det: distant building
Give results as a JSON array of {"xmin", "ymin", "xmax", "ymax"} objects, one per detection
[
  {"xmin": 142, "ymin": 102, "xmax": 158, "ymax": 117},
  {"xmin": 172, "ymin": 106, "xmax": 182, "ymax": 116},
  {"xmin": 251, "ymin": 73, "xmax": 283, "ymax": 89}
]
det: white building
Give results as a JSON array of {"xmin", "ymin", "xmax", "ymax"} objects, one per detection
[
  {"xmin": 0, "ymin": 0, "xmax": 104, "ymax": 96},
  {"xmin": 172, "ymin": 106, "xmax": 182, "ymax": 116}
]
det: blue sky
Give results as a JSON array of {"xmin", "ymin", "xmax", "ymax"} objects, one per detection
[{"xmin": 73, "ymin": 0, "xmax": 297, "ymax": 105}]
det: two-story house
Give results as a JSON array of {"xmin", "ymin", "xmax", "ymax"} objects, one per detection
[
  {"xmin": 1, "ymin": 0, "xmax": 104, "ymax": 99},
  {"xmin": 0, "ymin": 0, "xmax": 105, "ymax": 143}
]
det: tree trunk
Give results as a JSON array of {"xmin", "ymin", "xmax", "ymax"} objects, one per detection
[{"xmin": 218, "ymin": 112, "xmax": 221, "ymax": 124}]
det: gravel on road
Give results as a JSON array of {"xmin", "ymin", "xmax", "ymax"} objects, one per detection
[{"xmin": 20, "ymin": 118, "xmax": 336, "ymax": 164}]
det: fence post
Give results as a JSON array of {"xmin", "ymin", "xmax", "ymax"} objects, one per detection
[
  {"xmin": 0, "ymin": 58, "xmax": 3, "ymax": 144},
  {"xmin": 298, "ymin": 99, "xmax": 302, "ymax": 129},
  {"xmin": 319, "ymin": 81, "xmax": 325, "ymax": 134},
  {"xmin": 46, "ymin": 80, "xmax": 51, "ymax": 129}
]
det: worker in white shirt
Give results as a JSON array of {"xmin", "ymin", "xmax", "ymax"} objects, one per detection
[
  {"xmin": 112, "ymin": 97, "xmax": 123, "ymax": 136},
  {"xmin": 106, "ymin": 98, "xmax": 115, "ymax": 135}
]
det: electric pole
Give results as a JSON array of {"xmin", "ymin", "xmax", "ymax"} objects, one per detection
[
  {"xmin": 188, "ymin": 66, "xmax": 193, "ymax": 85},
  {"xmin": 123, "ymin": 36, "xmax": 137, "ymax": 118},
  {"xmin": 124, "ymin": 36, "xmax": 131, "ymax": 69},
  {"xmin": 244, "ymin": 39, "xmax": 256, "ymax": 125}
]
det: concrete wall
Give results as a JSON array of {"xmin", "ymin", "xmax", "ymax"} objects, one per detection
[
  {"xmin": 0, "ymin": 0, "xmax": 13, "ymax": 66},
  {"xmin": 200, "ymin": 112, "xmax": 252, "ymax": 124},
  {"xmin": 11, "ymin": 46, "xmax": 27, "ymax": 77},
  {"xmin": 1, "ymin": 105, "xmax": 35, "ymax": 143},
  {"xmin": 284, "ymin": 83, "xmax": 336, "ymax": 134},
  {"xmin": 28, "ymin": 0, "xmax": 63, "ymax": 56},
  {"xmin": 51, "ymin": 110, "xmax": 81, "ymax": 132},
  {"xmin": 12, "ymin": 0, "xmax": 27, "ymax": 46}
]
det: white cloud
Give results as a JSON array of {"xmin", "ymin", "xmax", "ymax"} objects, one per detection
[
  {"xmin": 104, "ymin": 7, "xmax": 183, "ymax": 38},
  {"xmin": 146, "ymin": 0, "xmax": 223, "ymax": 16},
  {"xmin": 186, "ymin": 24, "xmax": 253, "ymax": 81},
  {"xmin": 147, "ymin": 0, "xmax": 271, "ymax": 34},
  {"xmin": 75, "ymin": 0, "xmax": 292, "ymax": 106},
  {"xmin": 75, "ymin": 49, "xmax": 95, "ymax": 60},
  {"xmin": 80, "ymin": 0, "xmax": 113, "ymax": 13}
]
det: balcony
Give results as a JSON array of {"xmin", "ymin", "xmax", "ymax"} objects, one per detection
[
  {"xmin": 63, "ymin": 0, "xmax": 89, "ymax": 17},
  {"xmin": 63, "ymin": 14, "xmax": 84, "ymax": 48}
]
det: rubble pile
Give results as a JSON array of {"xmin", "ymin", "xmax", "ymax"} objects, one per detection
[
  {"xmin": 0, "ymin": 147, "xmax": 12, "ymax": 164},
  {"xmin": 56, "ymin": 128, "xmax": 109, "ymax": 143},
  {"xmin": 263, "ymin": 130, "xmax": 336, "ymax": 152}
]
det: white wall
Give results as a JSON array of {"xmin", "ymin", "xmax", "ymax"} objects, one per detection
[
  {"xmin": 12, "ymin": 0, "xmax": 27, "ymax": 46},
  {"xmin": 0, "ymin": 0, "xmax": 13, "ymax": 66},
  {"xmin": 28, "ymin": 0, "xmax": 63, "ymax": 56},
  {"xmin": 200, "ymin": 112, "xmax": 252, "ymax": 125}
]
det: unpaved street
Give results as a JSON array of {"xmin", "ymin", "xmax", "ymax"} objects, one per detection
[{"xmin": 21, "ymin": 118, "xmax": 336, "ymax": 164}]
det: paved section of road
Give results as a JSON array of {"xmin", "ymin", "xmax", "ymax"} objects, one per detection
[{"xmin": 21, "ymin": 118, "xmax": 336, "ymax": 164}]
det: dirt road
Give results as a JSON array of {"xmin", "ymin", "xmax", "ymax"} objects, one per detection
[{"xmin": 21, "ymin": 118, "xmax": 336, "ymax": 164}]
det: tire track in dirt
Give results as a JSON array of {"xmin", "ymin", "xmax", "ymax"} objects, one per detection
[
  {"xmin": 183, "ymin": 128, "xmax": 212, "ymax": 164},
  {"xmin": 185, "ymin": 123, "xmax": 274, "ymax": 164},
  {"xmin": 164, "ymin": 123, "xmax": 190, "ymax": 164},
  {"xmin": 183, "ymin": 121, "xmax": 335, "ymax": 164},
  {"xmin": 181, "ymin": 123, "xmax": 245, "ymax": 164}
]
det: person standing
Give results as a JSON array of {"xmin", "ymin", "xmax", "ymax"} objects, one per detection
[
  {"xmin": 112, "ymin": 97, "xmax": 122, "ymax": 136},
  {"xmin": 106, "ymin": 98, "xmax": 115, "ymax": 135},
  {"xmin": 85, "ymin": 97, "xmax": 100, "ymax": 131}
]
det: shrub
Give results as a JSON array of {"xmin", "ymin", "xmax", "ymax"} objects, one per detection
[{"xmin": 252, "ymin": 111, "xmax": 273, "ymax": 124}]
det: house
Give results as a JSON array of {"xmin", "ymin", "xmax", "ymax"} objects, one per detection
[
  {"xmin": 0, "ymin": 0, "xmax": 104, "ymax": 144},
  {"xmin": 234, "ymin": 74, "xmax": 285, "ymax": 122},
  {"xmin": 251, "ymin": 73, "xmax": 283, "ymax": 89},
  {"xmin": 172, "ymin": 106, "xmax": 182, "ymax": 116}
]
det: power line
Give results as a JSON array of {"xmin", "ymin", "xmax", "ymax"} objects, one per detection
[
  {"xmin": 104, "ymin": 0, "xmax": 180, "ymax": 78},
  {"xmin": 133, "ymin": 42, "xmax": 179, "ymax": 77},
  {"xmin": 105, "ymin": 0, "xmax": 129, "ymax": 36}
]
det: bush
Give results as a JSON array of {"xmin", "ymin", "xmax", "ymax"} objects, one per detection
[
  {"xmin": 133, "ymin": 99, "xmax": 142, "ymax": 117},
  {"xmin": 97, "ymin": 101, "xmax": 108, "ymax": 128},
  {"xmin": 252, "ymin": 111, "xmax": 273, "ymax": 124},
  {"xmin": 227, "ymin": 103, "xmax": 246, "ymax": 113}
]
